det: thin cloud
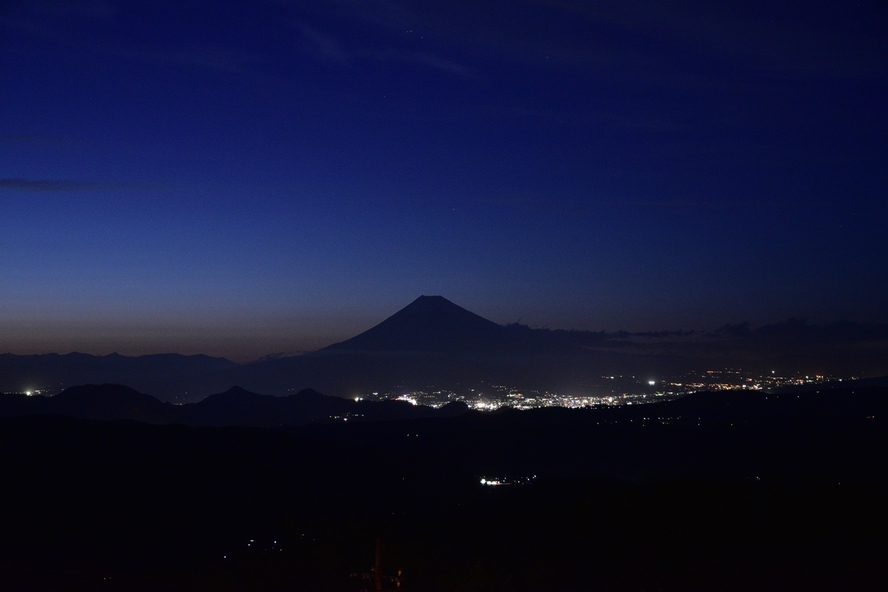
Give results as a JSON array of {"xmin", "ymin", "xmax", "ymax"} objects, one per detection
[
  {"xmin": 297, "ymin": 22, "xmax": 470, "ymax": 76},
  {"xmin": 0, "ymin": 134, "xmax": 76, "ymax": 146},
  {"xmin": 412, "ymin": 53, "xmax": 470, "ymax": 76},
  {"xmin": 0, "ymin": 178, "xmax": 100, "ymax": 192},
  {"xmin": 164, "ymin": 44, "xmax": 255, "ymax": 75},
  {"xmin": 376, "ymin": 49, "xmax": 471, "ymax": 77},
  {"xmin": 291, "ymin": 1, "xmax": 886, "ymax": 81},
  {"xmin": 0, "ymin": 178, "xmax": 150, "ymax": 192},
  {"xmin": 529, "ymin": 0, "xmax": 887, "ymax": 80},
  {"xmin": 298, "ymin": 23, "xmax": 351, "ymax": 63}
]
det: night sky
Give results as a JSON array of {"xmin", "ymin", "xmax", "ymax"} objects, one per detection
[{"xmin": 2, "ymin": 1, "xmax": 886, "ymax": 361}]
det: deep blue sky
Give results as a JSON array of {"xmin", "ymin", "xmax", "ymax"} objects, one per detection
[{"xmin": 2, "ymin": 0, "xmax": 886, "ymax": 361}]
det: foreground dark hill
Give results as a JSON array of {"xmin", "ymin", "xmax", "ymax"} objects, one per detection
[
  {"xmin": 302, "ymin": 386, "xmax": 888, "ymax": 485},
  {"xmin": 0, "ymin": 383, "xmax": 469, "ymax": 427},
  {"xmin": 0, "ymin": 352, "xmax": 236, "ymax": 402},
  {"xmin": 2, "ymin": 386, "xmax": 886, "ymax": 591},
  {"xmin": 181, "ymin": 385, "xmax": 467, "ymax": 427},
  {"xmin": 0, "ymin": 414, "xmax": 473, "ymax": 591}
]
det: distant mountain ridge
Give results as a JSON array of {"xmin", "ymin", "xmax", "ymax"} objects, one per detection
[
  {"xmin": 0, "ymin": 383, "xmax": 469, "ymax": 427},
  {"xmin": 2, "ymin": 297, "xmax": 887, "ymax": 402},
  {"xmin": 0, "ymin": 352, "xmax": 236, "ymax": 400}
]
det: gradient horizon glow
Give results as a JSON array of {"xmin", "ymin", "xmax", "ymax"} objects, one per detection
[{"xmin": 2, "ymin": 1, "xmax": 886, "ymax": 361}]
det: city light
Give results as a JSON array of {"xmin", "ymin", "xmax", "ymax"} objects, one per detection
[{"xmin": 352, "ymin": 368, "xmax": 847, "ymax": 413}]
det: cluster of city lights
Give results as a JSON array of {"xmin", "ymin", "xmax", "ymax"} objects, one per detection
[
  {"xmin": 360, "ymin": 369, "xmax": 848, "ymax": 412},
  {"xmin": 480, "ymin": 475, "xmax": 537, "ymax": 487}
]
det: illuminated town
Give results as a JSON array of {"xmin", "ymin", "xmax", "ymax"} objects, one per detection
[
  {"xmin": 9, "ymin": 368, "xmax": 852, "ymax": 413},
  {"xmin": 360, "ymin": 368, "xmax": 852, "ymax": 412}
]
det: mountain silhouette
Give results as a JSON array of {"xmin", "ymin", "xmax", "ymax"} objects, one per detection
[
  {"xmin": 0, "ymin": 383, "xmax": 467, "ymax": 426},
  {"xmin": 324, "ymin": 295, "xmax": 510, "ymax": 353},
  {"xmin": 0, "ymin": 352, "xmax": 236, "ymax": 399},
  {"xmin": 183, "ymin": 385, "xmax": 350, "ymax": 427},
  {"xmin": 30, "ymin": 383, "xmax": 179, "ymax": 423},
  {"xmin": 2, "ymin": 301, "xmax": 885, "ymax": 402}
]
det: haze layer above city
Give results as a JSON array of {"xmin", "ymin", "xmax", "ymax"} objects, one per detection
[{"xmin": 2, "ymin": 1, "xmax": 886, "ymax": 361}]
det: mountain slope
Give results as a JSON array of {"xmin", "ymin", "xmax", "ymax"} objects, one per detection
[{"xmin": 324, "ymin": 295, "xmax": 509, "ymax": 353}]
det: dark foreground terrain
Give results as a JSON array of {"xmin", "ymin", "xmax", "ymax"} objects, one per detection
[{"xmin": 2, "ymin": 386, "xmax": 887, "ymax": 590}]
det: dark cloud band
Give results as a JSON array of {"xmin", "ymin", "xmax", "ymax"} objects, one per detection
[{"xmin": 0, "ymin": 178, "xmax": 100, "ymax": 192}]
